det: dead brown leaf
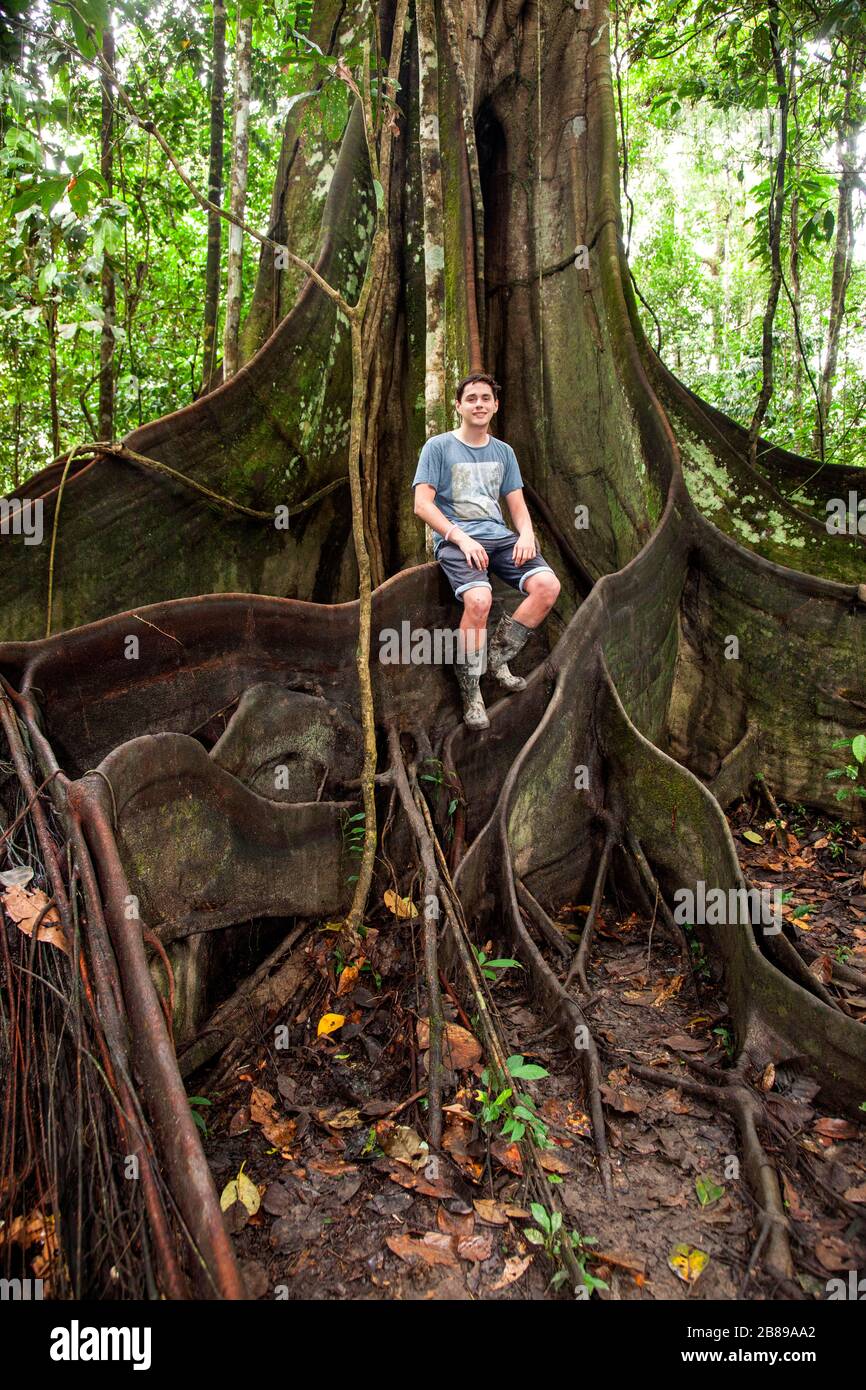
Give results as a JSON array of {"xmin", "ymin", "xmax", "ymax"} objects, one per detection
[
  {"xmin": 490, "ymin": 1254, "xmax": 533, "ymax": 1290},
  {"xmin": 813, "ymin": 1117, "xmax": 858, "ymax": 1141},
  {"xmin": 2, "ymin": 884, "xmax": 68, "ymax": 954},
  {"xmin": 386, "ymin": 1232, "xmax": 459, "ymax": 1269},
  {"xmin": 457, "ymin": 1231, "xmax": 493, "ymax": 1263},
  {"xmin": 437, "ymin": 1206, "xmax": 474, "ymax": 1239},
  {"xmin": 662, "ymin": 1033, "xmax": 711, "ymax": 1053},
  {"xmin": 416, "ymin": 1018, "xmax": 482, "ymax": 1070}
]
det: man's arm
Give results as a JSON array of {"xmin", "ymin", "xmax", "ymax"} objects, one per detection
[
  {"xmin": 413, "ymin": 484, "xmax": 489, "ymax": 570},
  {"xmin": 503, "ymin": 488, "xmax": 538, "ymax": 565}
]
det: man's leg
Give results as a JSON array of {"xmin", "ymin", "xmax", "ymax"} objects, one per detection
[
  {"xmin": 460, "ymin": 583, "xmax": 493, "ymax": 660},
  {"xmin": 485, "ymin": 546, "xmax": 561, "ymax": 692},
  {"xmin": 433, "ymin": 540, "xmax": 494, "ymax": 729},
  {"xmin": 455, "ymin": 583, "xmax": 493, "ymax": 728},
  {"xmin": 511, "ymin": 570, "xmax": 561, "ymax": 628}
]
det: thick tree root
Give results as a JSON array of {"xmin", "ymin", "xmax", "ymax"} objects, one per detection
[{"xmin": 628, "ymin": 1061, "xmax": 794, "ymax": 1281}]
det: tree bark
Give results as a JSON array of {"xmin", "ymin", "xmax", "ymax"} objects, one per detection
[
  {"xmin": 3, "ymin": 6, "xmax": 866, "ymax": 1300},
  {"xmin": 811, "ymin": 51, "xmax": 860, "ymax": 457},
  {"xmin": 222, "ymin": 12, "xmax": 253, "ymax": 381},
  {"xmin": 99, "ymin": 24, "xmax": 116, "ymax": 440},
  {"xmin": 202, "ymin": 0, "xmax": 227, "ymax": 392}
]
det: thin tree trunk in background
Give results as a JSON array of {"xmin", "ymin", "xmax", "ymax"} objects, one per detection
[
  {"xmin": 47, "ymin": 301, "xmax": 60, "ymax": 457},
  {"xmin": 789, "ymin": 180, "xmax": 801, "ymax": 416},
  {"xmin": 99, "ymin": 25, "xmax": 116, "ymax": 440},
  {"xmin": 202, "ymin": 0, "xmax": 227, "ymax": 392},
  {"xmin": 223, "ymin": 14, "xmax": 252, "ymax": 380},
  {"xmin": 416, "ymin": 0, "xmax": 447, "ymax": 558},
  {"xmin": 811, "ymin": 57, "xmax": 859, "ymax": 456},
  {"xmin": 747, "ymin": 6, "xmax": 792, "ymax": 469},
  {"xmin": 789, "ymin": 64, "xmax": 802, "ymax": 422}
]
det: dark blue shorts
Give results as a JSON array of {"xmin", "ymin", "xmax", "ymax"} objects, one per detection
[{"xmin": 436, "ymin": 534, "xmax": 556, "ymax": 601}]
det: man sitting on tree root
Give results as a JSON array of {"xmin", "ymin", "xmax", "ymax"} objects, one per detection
[{"xmin": 412, "ymin": 371, "xmax": 561, "ymax": 730}]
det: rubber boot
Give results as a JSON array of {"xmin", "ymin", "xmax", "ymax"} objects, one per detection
[
  {"xmin": 454, "ymin": 642, "xmax": 489, "ymax": 730},
  {"xmin": 487, "ymin": 613, "xmax": 533, "ymax": 692}
]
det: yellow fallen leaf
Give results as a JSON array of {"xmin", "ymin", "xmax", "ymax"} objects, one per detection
[
  {"xmin": 742, "ymin": 830, "xmax": 764, "ymax": 844},
  {"xmin": 317, "ymin": 1012, "xmax": 345, "ymax": 1037},
  {"xmin": 220, "ymin": 1163, "xmax": 260, "ymax": 1216},
  {"xmin": 384, "ymin": 889, "xmax": 418, "ymax": 919},
  {"xmin": 668, "ymin": 1243, "xmax": 709, "ymax": 1284}
]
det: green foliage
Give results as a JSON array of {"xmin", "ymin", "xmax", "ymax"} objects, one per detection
[
  {"xmin": 471, "ymin": 944, "xmax": 522, "ymax": 982},
  {"xmin": 827, "ymin": 735, "xmax": 866, "ymax": 802},
  {"xmin": 476, "ymin": 1054, "xmax": 551, "ymax": 1148},
  {"xmin": 524, "ymin": 1207, "xmax": 609, "ymax": 1295},
  {"xmin": 620, "ymin": 0, "xmax": 866, "ymax": 467}
]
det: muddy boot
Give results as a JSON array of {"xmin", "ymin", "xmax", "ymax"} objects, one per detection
[
  {"xmin": 454, "ymin": 644, "xmax": 489, "ymax": 730},
  {"xmin": 487, "ymin": 613, "xmax": 533, "ymax": 692}
]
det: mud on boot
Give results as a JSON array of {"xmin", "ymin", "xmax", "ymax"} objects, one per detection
[
  {"xmin": 454, "ymin": 646, "xmax": 490, "ymax": 730},
  {"xmin": 487, "ymin": 613, "xmax": 533, "ymax": 692}
]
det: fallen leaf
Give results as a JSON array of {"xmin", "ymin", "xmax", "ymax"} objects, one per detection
[
  {"xmin": 0, "ymin": 867, "xmax": 33, "ymax": 888},
  {"xmin": 249, "ymin": 1087, "xmax": 297, "ymax": 1150},
  {"xmin": 2, "ymin": 884, "xmax": 68, "ymax": 954},
  {"xmin": 600, "ymin": 1084, "xmax": 645, "ymax": 1115},
  {"xmin": 695, "ymin": 1173, "xmax": 724, "ymax": 1207},
  {"xmin": 220, "ymin": 1164, "xmax": 260, "ymax": 1216},
  {"xmin": 782, "ymin": 1174, "xmax": 810, "ymax": 1221},
  {"xmin": 809, "ymin": 954, "xmax": 832, "ymax": 984},
  {"xmin": 386, "ymin": 1232, "xmax": 459, "ymax": 1268},
  {"xmin": 743, "ymin": 829, "xmax": 764, "ymax": 844},
  {"xmin": 842, "ymin": 1184, "xmax": 866, "ymax": 1203},
  {"xmin": 437, "ymin": 1206, "xmax": 474, "ymax": 1238},
  {"xmin": 457, "ymin": 1232, "xmax": 493, "ymax": 1262},
  {"xmin": 383, "ymin": 889, "xmax": 418, "ymax": 919},
  {"xmin": 416, "ymin": 1018, "xmax": 482, "ymax": 1070},
  {"xmin": 668, "ymin": 1243, "xmax": 709, "ymax": 1284},
  {"xmin": 473, "ymin": 1199, "xmax": 529, "ymax": 1225},
  {"xmin": 317, "ymin": 1012, "xmax": 345, "ymax": 1037},
  {"xmin": 228, "ymin": 1106, "xmax": 250, "ymax": 1136},
  {"xmin": 662, "ymin": 1033, "xmax": 711, "ymax": 1053},
  {"xmin": 491, "ymin": 1254, "xmax": 533, "ymax": 1289},
  {"xmin": 813, "ymin": 1117, "xmax": 858, "ymax": 1141},
  {"xmin": 336, "ymin": 962, "xmax": 362, "ymax": 996},
  {"xmin": 378, "ymin": 1122, "xmax": 426, "ymax": 1165},
  {"xmin": 815, "ymin": 1236, "xmax": 854, "ymax": 1271},
  {"xmin": 759, "ymin": 1063, "xmax": 776, "ymax": 1092},
  {"xmin": 326, "ymin": 1108, "xmax": 362, "ymax": 1130},
  {"xmin": 308, "ymin": 1158, "xmax": 358, "ymax": 1176}
]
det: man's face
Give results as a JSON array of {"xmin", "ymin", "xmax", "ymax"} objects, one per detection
[{"xmin": 456, "ymin": 383, "xmax": 498, "ymax": 428}]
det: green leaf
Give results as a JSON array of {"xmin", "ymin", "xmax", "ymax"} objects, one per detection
[
  {"xmin": 509, "ymin": 1062, "xmax": 549, "ymax": 1081},
  {"xmin": 524, "ymin": 1228, "xmax": 545, "ymax": 1245},
  {"xmin": 851, "ymin": 734, "xmax": 866, "ymax": 765},
  {"xmin": 695, "ymin": 1173, "xmax": 724, "ymax": 1207}
]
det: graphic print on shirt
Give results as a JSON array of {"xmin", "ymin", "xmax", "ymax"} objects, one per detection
[{"xmin": 449, "ymin": 459, "xmax": 505, "ymax": 523}]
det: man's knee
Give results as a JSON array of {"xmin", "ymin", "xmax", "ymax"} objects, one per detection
[
  {"xmin": 462, "ymin": 586, "xmax": 493, "ymax": 620},
  {"xmin": 525, "ymin": 572, "xmax": 560, "ymax": 609}
]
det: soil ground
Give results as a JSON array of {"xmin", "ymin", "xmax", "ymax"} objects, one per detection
[{"xmin": 201, "ymin": 795, "xmax": 866, "ymax": 1301}]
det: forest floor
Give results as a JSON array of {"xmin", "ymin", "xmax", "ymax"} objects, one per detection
[{"xmin": 201, "ymin": 796, "xmax": 866, "ymax": 1302}]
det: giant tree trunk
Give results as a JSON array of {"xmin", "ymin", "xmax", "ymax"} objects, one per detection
[{"xmin": 2, "ymin": 0, "xmax": 865, "ymax": 1300}]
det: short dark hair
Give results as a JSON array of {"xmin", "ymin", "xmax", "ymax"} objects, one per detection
[{"xmin": 456, "ymin": 371, "xmax": 501, "ymax": 402}]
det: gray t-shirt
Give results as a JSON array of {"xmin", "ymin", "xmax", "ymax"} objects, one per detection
[{"xmin": 411, "ymin": 431, "xmax": 523, "ymax": 555}]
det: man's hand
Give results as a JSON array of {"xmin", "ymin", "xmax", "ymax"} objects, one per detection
[
  {"xmin": 512, "ymin": 529, "xmax": 537, "ymax": 565},
  {"xmin": 456, "ymin": 532, "xmax": 489, "ymax": 570}
]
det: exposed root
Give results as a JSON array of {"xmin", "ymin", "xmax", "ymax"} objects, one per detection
[
  {"xmin": 515, "ymin": 879, "xmax": 571, "ymax": 961},
  {"xmin": 564, "ymin": 827, "xmax": 615, "ymax": 992},
  {"xmin": 628, "ymin": 1061, "xmax": 794, "ymax": 1280}
]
